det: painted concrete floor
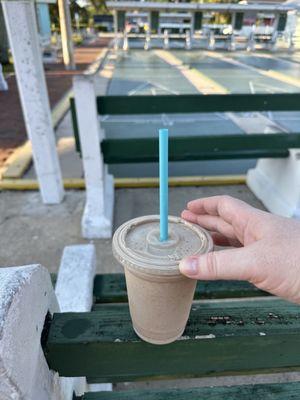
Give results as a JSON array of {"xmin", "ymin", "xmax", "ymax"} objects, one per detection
[{"xmin": 0, "ymin": 184, "xmax": 263, "ymax": 272}]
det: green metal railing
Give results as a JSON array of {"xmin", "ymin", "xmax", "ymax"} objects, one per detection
[{"xmin": 71, "ymin": 93, "xmax": 300, "ymax": 162}]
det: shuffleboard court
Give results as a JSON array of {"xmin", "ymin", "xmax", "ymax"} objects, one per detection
[
  {"xmin": 226, "ymin": 53, "xmax": 300, "ymax": 132},
  {"xmin": 232, "ymin": 53, "xmax": 300, "ymax": 82},
  {"xmin": 108, "ymin": 50, "xmax": 198, "ymax": 96},
  {"xmin": 174, "ymin": 51, "xmax": 299, "ymax": 93},
  {"xmin": 278, "ymin": 53, "xmax": 300, "ymax": 65},
  {"xmin": 105, "ymin": 49, "xmax": 243, "ymax": 140},
  {"xmin": 100, "ymin": 49, "xmax": 299, "ymax": 177}
]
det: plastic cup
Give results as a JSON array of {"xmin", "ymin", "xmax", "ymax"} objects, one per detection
[{"xmin": 112, "ymin": 215, "xmax": 213, "ymax": 345}]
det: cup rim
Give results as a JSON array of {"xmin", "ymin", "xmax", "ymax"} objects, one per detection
[{"xmin": 112, "ymin": 215, "xmax": 213, "ymax": 276}]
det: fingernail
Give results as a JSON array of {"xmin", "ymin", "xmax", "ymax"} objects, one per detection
[{"xmin": 179, "ymin": 256, "xmax": 199, "ymax": 276}]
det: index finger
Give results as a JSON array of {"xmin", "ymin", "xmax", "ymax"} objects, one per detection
[{"xmin": 187, "ymin": 195, "xmax": 254, "ymax": 226}]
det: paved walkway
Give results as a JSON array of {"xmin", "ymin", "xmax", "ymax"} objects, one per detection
[
  {"xmin": 0, "ymin": 184, "xmax": 263, "ymax": 272},
  {"xmin": 0, "ymin": 36, "xmax": 110, "ymax": 167}
]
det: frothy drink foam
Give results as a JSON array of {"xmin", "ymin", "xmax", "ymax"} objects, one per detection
[{"xmin": 113, "ymin": 215, "xmax": 213, "ymax": 344}]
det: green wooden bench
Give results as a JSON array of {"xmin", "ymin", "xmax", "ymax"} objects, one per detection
[
  {"xmin": 71, "ymin": 85, "xmax": 300, "ymax": 239},
  {"xmin": 70, "ymin": 93, "xmax": 300, "ymax": 162},
  {"xmin": 43, "ymin": 273, "xmax": 300, "ymax": 399},
  {"xmin": 78, "ymin": 382, "xmax": 300, "ymax": 399}
]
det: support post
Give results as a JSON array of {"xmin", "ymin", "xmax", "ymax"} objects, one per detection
[
  {"xmin": 229, "ymin": 13, "xmax": 236, "ymax": 51},
  {"xmin": 58, "ymin": 0, "xmax": 75, "ymax": 70},
  {"xmin": 113, "ymin": 10, "xmax": 118, "ymax": 35},
  {"xmin": 270, "ymin": 13, "xmax": 279, "ymax": 51},
  {"xmin": 2, "ymin": 1, "xmax": 64, "ymax": 204},
  {"xmin": 234, "ymin": 12, "xmax": 244, "ymax": 30},
  {"xmin": 247, "ymin": 150, "xmax": 300, "ymax": 218},
  {"xmin": 208, "ymin": 30, "xmax": 215, "ymax": 50},
  {"xmin": 150, "ymin": 11, "xmax": 159, "ymax": 34},
  {"xmin": 185, "ymin": 30, "xmax": 192, "ymax": 50},
  {"xmin": 73, "ymin": 74, "xmax": 114, "ymax": 239},
  {"xmin": 0, "ymin": 6, "xmax": 9, "ymax": 64},
  {"xmin": 163, "ymin": 29, "xmax": 169, "ymax": 49},
  {"xmin": 0, "ymin": 63, "xmax": 8, "ymax": 91},
  {"xmin": 231, "ymin": 12, "xmax": 236, "ymax": 31},
  {"xmin": 113, "ymin": 10, "xmax": 121, "ymax": 50},
  {"xmin": 123, "ymin": 30, "xmax": 129, "ymax": 51},
  {"xmin": 247, "ymin": 27, "xmax": 255, "ymax": 52},
  {"xmin": 115, "ymin": 10, "xmax": 125, "ymax": 33},
  {"xmin": 190, "ymin": 13, "xmax": 195, "ymax": 36},
  {"xmin": 193, "ymin": 11, "xmax": 203, "ymax": 33},
  {"xmin": 144, "ymin": 29, "xmax": 151, "ymax": 51}
]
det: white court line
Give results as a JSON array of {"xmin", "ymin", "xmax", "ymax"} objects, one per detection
[
  {"xmin": 128, "ymin": 81, "xmax": 150, "ymax": 96},
  {"xmin": 152, "ymin": 81, "xmax": 179, "ymax": 95},
  {"xmin": 206, "ymin": 51, "xmax": 300, "ymax": 90},
  {"xmin": 156, "ymin": 50, "xmax": 287, "ymax": 134},
  {"xmin": 249, "ymin": 80, "xmax": 287, "ymax": 95},
  {"xmin": 100, "ymin": 115, "xmax": 235, "ymax": 123},
  {"xmin": 161, "ymin": 114, "xmax": 173, "ymax": 126},
  {"xmin": 128, "ymin": 80, "xmax": 179, "ymax": 96}
]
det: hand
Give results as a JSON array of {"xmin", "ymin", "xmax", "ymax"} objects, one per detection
[{"xmin": 179, "ymin": 195, "xmax": 300, "ymax": 304}]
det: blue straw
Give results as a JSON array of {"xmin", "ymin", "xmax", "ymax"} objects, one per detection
[{"xmin": 159, "ymin": 128, "xmax": 169, "ymax": 241}]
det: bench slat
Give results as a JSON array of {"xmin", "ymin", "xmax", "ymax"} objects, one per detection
[
  {"xmin": 97, "ymin": 93, "xmax": 300, "ymax": 115},
  {"xmin": 79, "ymin": 381, "xmax": 300, "ymax": 399},
  {"xmin": 100, "ymin": 134, "xmax": 300, "ymax": 164},
  {"xmin": 93, "ymin": 274, "xmax": 268, "ymax": 304},
  {"xmin": 70, "ymin": 93, "xmax": 300, "ymax": 160},
  {"xmin": 45, "ymin": 299, "xmax": 300, "ymax": 382}
]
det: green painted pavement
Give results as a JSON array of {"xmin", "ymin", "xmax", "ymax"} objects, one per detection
[
  {"xmin": 233, "ymin": 54, "xmax": 300, "ymax": 81},
  {"xmin": 173, "ymin": 51, "xmax": 298, "ymax": 94},
  {"xmin": 108, "ymin": 50, "xmax": 198, "ymax": 96}
]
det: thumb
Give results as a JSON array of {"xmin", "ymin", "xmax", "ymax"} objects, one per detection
[{"xmin": 179, "ymin": 247, "xmax": 255, "ymax": 281}]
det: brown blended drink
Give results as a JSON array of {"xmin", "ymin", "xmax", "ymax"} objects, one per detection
[{"xmin": 112, "ymin": 215, "xmax": 213, "ymax": 345}]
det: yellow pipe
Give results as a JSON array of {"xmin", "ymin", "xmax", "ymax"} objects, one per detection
[
  {"xmin": 115, "ymin": 175, "xmax": 246, "ymax": 187},
  {"xmin": 0, "ymin": 175, "xmax": 246, "ymax": 191}
]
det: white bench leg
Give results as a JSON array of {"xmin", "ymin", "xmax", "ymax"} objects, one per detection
[
  {"xmin": 55, "ymin": 244, "xmax": 96, "ymax": 313},
  {"xmin": 247, "ymin": 149, "xmax": 300, "ymax": 218},
  {"xmin": 55, "ymin": 244, "xmax": 101, "ymax": 398},
  {"xmin": 56, "ymin": 244, "xmax": 112, "ymax": 395},
  {"xmin": 73, "ymin": 74, "xmax": 114, "ymax": 239}
]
